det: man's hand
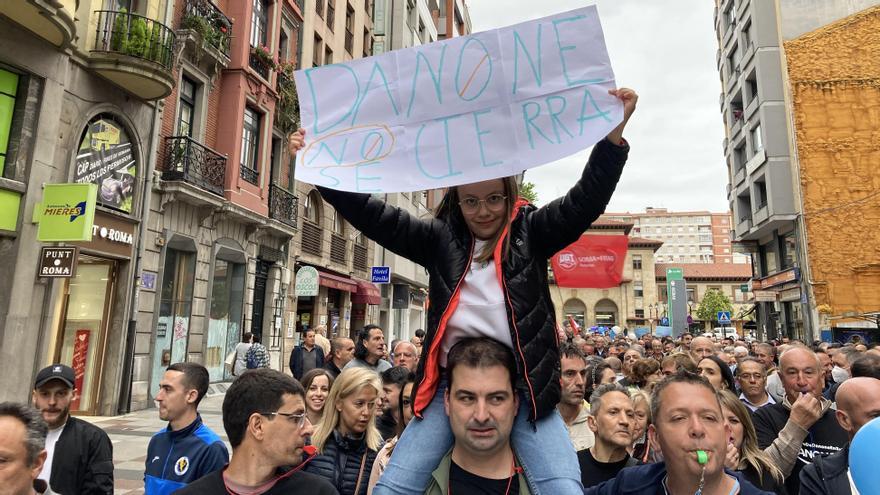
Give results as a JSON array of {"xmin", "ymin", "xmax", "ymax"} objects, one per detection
[
  {"xmin": 288, "ymin": 127, "xmax": 306, "ymax": 155},
  {"xmin": 789, "ymin": 392, "xmax": 823, "ymax": 430},
  {"xmin": 606, "ymin": 88, "xmax": 638, "ymax": 144}
]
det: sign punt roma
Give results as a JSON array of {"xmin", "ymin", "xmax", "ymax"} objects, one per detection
[{"xmin": 552, "ymin": 235, "xmax": 628, "ymax": 289}]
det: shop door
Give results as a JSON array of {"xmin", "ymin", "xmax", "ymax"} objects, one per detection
[
  {"xmin": 251, "ymin": 260, "xmax": 271, "ymax": 340},
  {"xmin": 151, "ymin": 249, "xmax": 196, "ymax": 395},
  {"xmin": 207, "ymin": 259, "xmax": 245, "ymax": 381},
  {"xmin": 55, "ymin": 256, "xmax": 116, "ymax": 414}
]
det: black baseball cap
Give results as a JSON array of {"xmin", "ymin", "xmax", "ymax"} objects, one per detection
[{"xmin": 34, "ymin": 364, "xmax": 75, "ymax": 389}]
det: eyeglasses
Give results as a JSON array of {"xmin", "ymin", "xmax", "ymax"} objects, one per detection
[
  {"xmin": 260, "ymin": 411, "xmax": 309, "ymax": 428},
  {"xmin": 458, "ymin": 194, "xmax": 507, "ymax": 214}
]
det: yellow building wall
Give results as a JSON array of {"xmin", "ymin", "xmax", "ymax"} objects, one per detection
[{"xmin": 783, "ymin": 7, "xmax": 880, "ymax": 318}]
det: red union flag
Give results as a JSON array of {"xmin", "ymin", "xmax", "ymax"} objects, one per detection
[{"xmin": 552, "ymin": 235, "xmax": 628, "ymax": 288}]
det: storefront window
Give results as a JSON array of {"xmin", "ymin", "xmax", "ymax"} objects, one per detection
[
  {"xmin": 206, "ymin": 259, "xmax": 245, "ymax": 381},
  {"xmin": 151, "ymin": 248, "xmax": 196, "ymax": 395},
  {"xmin": 56, "ymin": 257, "xmax": 114, "ymax": 413}
]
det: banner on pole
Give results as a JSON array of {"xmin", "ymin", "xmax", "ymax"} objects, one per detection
[{"xmin": 551, "ymin": 234, "xmax": 628, "ymax": 289}]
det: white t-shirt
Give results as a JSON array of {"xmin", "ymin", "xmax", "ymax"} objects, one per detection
[
  {"xmin": 38, "ymin": 422, "xmax": 65, "ymax": 495},
  {"xmin": 233, "ymin": 342, "xmax": 252, "ymax": 375},
  {"xmin": 441, "ymin": 241, "xmax": 513, "ymax": 367}
]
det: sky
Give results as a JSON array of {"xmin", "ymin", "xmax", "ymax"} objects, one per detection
[{"xmin": 467, "ymin": 0, "xmax": 730, "ymax": 213}]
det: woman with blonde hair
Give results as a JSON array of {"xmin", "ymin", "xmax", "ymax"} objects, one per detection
[
  {"xmin": 717, "ymin": 389, "xmax": 786, "ymax": 494},
  {"xmin": 306, "ymin": 368, "xmax": 384, "ymax": 495}
]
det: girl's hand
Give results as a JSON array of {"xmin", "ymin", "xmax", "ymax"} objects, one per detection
[
  {"xmin": 606, "ymin": 88, "xmax": 638, "ymax": 144},
  {"xmin": 723, "ymin": 440, "xmax": 740, "ymax": 470},
  {"xmin": 288, "ymin": 127, "xmax": 307, "ymax": 155}
]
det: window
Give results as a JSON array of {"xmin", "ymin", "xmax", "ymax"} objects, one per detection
[
  {"xmin": 250, "ymin": 0, "xmax": 269, "ymax": 48},
  {"xmin": 726, "ymin": 4, "xmax": 736, "ymax": 31},
  {"xmin": 634, "ymin": 284, "xmax": 643, "ymax": 298},
  {"xmin": 327, "ymin": 0, "xmax": 335, "ymax": 31},
  {"xmin": 755, "ymin": 180, "xmax": 768, "ymax": 208},
  {"xmin": 780, "ymin": 231, "xmax": 797, "ymax": 269},
  {"xmin": 0, "ymin": 68, "xmax": 20, "ymax": 177},
  {"xmin": 316, "ymin": 0, "xmax": 324, "ymax": 17},
  {"xmin": 686, "ymin": 288, "xmax": 695, "ymax": 303},
  {"xmin": 325, "ymin": 46, "xmax": 333, "ymax": 65},
  {"xmin": 332, "ymin": 209, "xmax": 345, "ymax": 234},
  {"xmin": 733, "ymin": 143, "xmax": 746, "ymax": 172},
  {"xmin": 632, "ymin": 255, "xmax": 642, "ymax": 270},
  {"xmin": 240, "ymin": 107, "xmax": 261, "ymax": 183},
  {"xmin": 303, "ymin": 190, "xmax": 321, "ymax": 223},
  {"xmin": 313, "ymin": 34, "xmax": 322, "ymax": 66},
  {"xmin": 751, "ymin": 124, "xmax": 763, "ymax": 153},
  {"xmin": 177, "ymin": 76, "xmax": 197, "ymax": 137},
  {"xmin": 760, "ymin": 242, "xmax": 778, "ymax": 275},
  {"xmin": 635, "ymin": 309, "xmax": 645, "ymax": 319},
  {"xmin": 279, "ymin": 30, "xmax": 289, "ymax": 64}
]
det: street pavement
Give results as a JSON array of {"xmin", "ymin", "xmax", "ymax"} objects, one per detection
[{"xmin": 83, "ymin": 383, "xmax": 231, "ymax": 495}]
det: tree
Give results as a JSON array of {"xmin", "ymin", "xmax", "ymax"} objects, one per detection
[
  {"xmin": 696, "ymin": 288, "xmax": 734, "ymax": 324},
  {"xmin": 520, "ymin": 181, "xmax": 538, "ymax": 204}
]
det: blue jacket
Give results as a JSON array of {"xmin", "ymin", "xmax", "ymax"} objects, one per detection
[
  {"xmin": 584, "ymin": 462, "xmax": 775, "ymax": 495},
  {"xmin": 144, "ymin": 414, "xmax": 228, "ymax": 495}
]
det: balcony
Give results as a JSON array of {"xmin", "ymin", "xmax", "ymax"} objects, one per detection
[
  {"xmin": 179, "ymin": 0, "xmax": 233, "ymax": 68},
  {"xmin": 330, "ymin": 233, "xmax": 347, "ymax": 264},
  {"xmin": 162, "ymin": 136, "xmax": 226, "ymax": 197},
  {"xmin": 301, "ymin": 221, "xmax": 322, "ymax": 256},
  {"xmin": 239, "ymin": 165, "xmax": 259, "ymax": 185},
  {"xmin": 249, "ymin": 49, "xmax": 273, "ymax": 80},
  {"xmin": 89, "ymin": 10, "xmax": 176, "ymax": 100},
  {"xmin": 0, "ymin": 0, "xmax": 76, "ymax": 47},
  {"xmin": 269, "ymin": 184, "xmax": 298, "ymax": 230}
]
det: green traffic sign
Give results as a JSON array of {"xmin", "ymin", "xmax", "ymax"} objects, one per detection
[
  {"xmin": 666, "ymin": 267, "xmax": 684, "ymax": 280},
  {"xmin": 33, "ymin": 183, "xmax": 97, "ymax": 242}
]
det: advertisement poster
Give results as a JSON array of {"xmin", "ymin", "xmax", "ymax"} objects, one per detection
[
  {"xmin": 75, "ymin": 116, "xmax": 137, "ymax": 213},
  {"xmin": 71, "ymin": 329, "xmax": 90, "ymax": 410}
]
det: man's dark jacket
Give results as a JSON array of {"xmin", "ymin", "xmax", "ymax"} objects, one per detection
[
  {"xmin": 318, "ymin": 138, "xmax": 629, "ymax": 421},
  {"xmin": 289, "ymin": 344, "xmax": 325, "ymax": 379},
  {"xmin": 175, "ymin": 454, "xmax": 338, "ymax": 495},
  {"xmin": 584, "ymin": 462, "xmax": 775, "ymax": 495},
  {"xmin": 799, "ymin": 443, "xmax": 851, "ymax": 495},
  {"xmin": 50, "ymin": 416, "xmax": 114, "ymax": 494}
]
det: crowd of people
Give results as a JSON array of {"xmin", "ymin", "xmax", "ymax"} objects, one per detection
[{"xmin": 3, "ymin": 85, "xmax": 879, "ymax": 495}]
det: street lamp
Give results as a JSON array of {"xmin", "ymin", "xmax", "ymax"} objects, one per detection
[{"xmin": 648, "ymin": 303, "xmax": 657, "ymax": 335}]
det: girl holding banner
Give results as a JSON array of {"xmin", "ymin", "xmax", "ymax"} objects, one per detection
[{"xmin": 289, "ymin": 88, "xmax": 637, "ymax": 494}]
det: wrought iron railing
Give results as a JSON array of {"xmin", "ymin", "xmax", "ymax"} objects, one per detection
[
  {"xmin": 182, "ymin": 0, "xmax": 233, "ymax": 55},
  {"xmin": 93, "ymin": 10, "xmax": 175, "ymax": 69},
  {"xmin": 240, "ymin": 165, "xmax": 259, "ymax": 184},
  {"xmin": 249, "ymin": 51, "xmax": 272, "ymax": 80},
  {"xmin": 269, "ymin": 184, "xmax": 298, "ymax": 229},
  {"xmin": 301, "ymin": 221, "xmax": 322, "ymax": 256},
  {"xmin": 330, "ymin": 233, "xmax": 347, "ymax": 264},
  {"xmin": 163, "ymin": 136, "xmax": 226, "ymax": 196}
]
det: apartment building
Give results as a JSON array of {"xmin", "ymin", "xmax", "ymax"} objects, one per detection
[
  {"xmin": 714, "ymin": 0, "xmax": 880, "ymax": 341},
  {"xmin": 602, "ymin": 208, "xmax": 746, "ymax": 265}
]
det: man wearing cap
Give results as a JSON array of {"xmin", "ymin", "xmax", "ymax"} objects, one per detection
[{"xmin": 31, "ymin": 364, "xmax": 114, "ymax": 494}]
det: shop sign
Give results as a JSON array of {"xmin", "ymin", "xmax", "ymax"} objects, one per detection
[
  {"xmin": 779, "ymin": 287, "xmax": 801, "ymax": 302},
  {"xmin": 33, "ymin": 183, "xmax": 97, "ymax": 242},
  {"xmin": 75, "ymin": 115, "xmax": 137, "ymax": 213},
  {"xmin": 38, "ymin": 247, "xmax": 78, "ymax": 278},
  {"xmin": 295, "ymin": 266, "xmax": 319, "ymax": 297},
  {"xmin": 752, "ymin": 268, "xmax": 799, "ymax": 290},
  {"xmin": 371, "ymin": 266, "xmax": 390, "ymax": 284},
  {"xmin": 73, "ymin": 211, "xmax": 136, "ymax": 258},
  {"xmin": 753, "ymin": 290, "xmax": 778, "ymax": 302}
]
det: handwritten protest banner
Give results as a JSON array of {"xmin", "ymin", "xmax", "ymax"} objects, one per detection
[{"xmin": 294, "ymin": 5, "xmax": 622, "ymax": 192}]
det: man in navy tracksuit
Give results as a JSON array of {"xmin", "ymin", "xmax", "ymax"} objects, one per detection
[{"xmin": 145, "ymin": 363, "xmax": 228, "ymax": 495}]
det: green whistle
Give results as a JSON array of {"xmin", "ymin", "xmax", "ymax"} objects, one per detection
[{"xmin": 696, "ymin": 450, "xmax": 708, "ymax": 465}]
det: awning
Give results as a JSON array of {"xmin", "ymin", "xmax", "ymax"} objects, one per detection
[
  {"xmin": 351, "ymin": 280, "xmax": 382, "ymax": 305},
  {"xmin": 318, "ymin": 272, "xmax": 358, "ymax": 292}
]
